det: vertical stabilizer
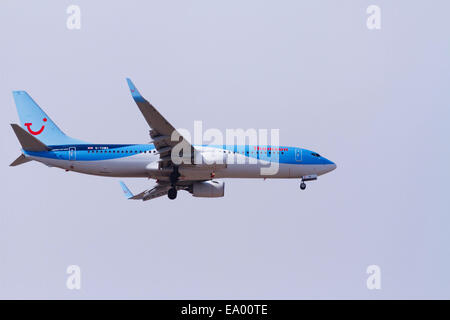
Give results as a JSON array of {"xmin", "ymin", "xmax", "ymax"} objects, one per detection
[{"xmin": 12, "ymin": 91, "xmax": 86, "ymax": 145}]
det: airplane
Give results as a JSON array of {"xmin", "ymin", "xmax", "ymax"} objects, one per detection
[{"xmin": 9, "ymin": 79, "xmax": 336, "ymax": 201}]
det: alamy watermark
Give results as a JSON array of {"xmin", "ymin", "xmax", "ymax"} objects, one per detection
[
  {"xmin": 169, "ymin": 121, "xmax": 281, "ymax": 176},
  {"xmin": 366, "ymin": 5, "xmax": 381, "ymax": 30},
  {"xmin": 66, "ymin": 265, "xmax": 81, "ymax": 290},
  {"xmin": 366, "ymin": 265, "xmax": 381, "ymax": 290},
  {"xmin": 66, "ymin": 5, "xmax": 81, "ymax": 30}
]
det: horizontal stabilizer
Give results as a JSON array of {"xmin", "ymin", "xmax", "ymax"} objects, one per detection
[
  {"xmin": 9, "ymin": 154, "xmax": 32, "ymax": 166},
  {"xmin": 10, "ymin": 124, "xmax": 50, "ymax": 152}
]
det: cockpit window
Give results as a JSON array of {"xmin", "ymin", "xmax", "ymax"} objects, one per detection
[{"xmin": 311, "ymin": 152, "xmax": 321, "ymax": 157}]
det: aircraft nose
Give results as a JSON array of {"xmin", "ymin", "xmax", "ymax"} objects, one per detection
[{"xmin": 322, "ymin": 159, "xmax": 336, "ymax": 174}]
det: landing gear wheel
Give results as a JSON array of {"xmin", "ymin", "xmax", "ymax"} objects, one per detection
[
  {"xmin": 168, "ymin": 187, "xmax": 177, "ymax": 200},
  {"xmin": 300, "ymin": 182, "xmax": 306, "ymax": 190}
]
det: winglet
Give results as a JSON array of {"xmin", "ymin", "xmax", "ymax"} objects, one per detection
[
  {"xmin": 119, "ymin": 181, "xmax": 134, "ymax": 199},
  {"xmin": 126, "ymin": 78, "xmax": 145, "ymax": 102}
]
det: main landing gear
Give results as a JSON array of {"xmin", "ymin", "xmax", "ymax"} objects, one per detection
[
  {"xmin": 168, "ymin": 166, "xmax": 180, "ymax": 200},
  {"xmin": 168, "ymin": 187, "xmax": 177, "ymax": 200}
]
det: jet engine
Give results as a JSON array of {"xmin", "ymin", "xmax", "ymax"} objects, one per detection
[{"xmin": 190, "ymin": 180, "xmax": 225, "ymax": 198}]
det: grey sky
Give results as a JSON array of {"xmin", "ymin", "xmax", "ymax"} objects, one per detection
[{"xmin": 1, "ymin": 0, "xmax": 449, "ymax": 299}]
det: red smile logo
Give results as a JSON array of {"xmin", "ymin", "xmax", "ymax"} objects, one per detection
[{"xmin": 24, "ymin": 118, "xmax": 47, "ymax": 135}]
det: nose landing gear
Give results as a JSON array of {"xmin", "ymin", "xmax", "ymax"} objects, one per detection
[{"xmin": 300, "ymin": 174, "xmax": 317, "ymax": 191}]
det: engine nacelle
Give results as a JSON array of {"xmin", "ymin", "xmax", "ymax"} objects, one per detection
[{"xmin": 191, "ymin": 180, "xmax": 225, "ymax": 198}]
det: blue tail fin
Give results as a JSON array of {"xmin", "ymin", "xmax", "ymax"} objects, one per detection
[{"xmin": 12, "ymin": 91, "xmax": 86, "ymax": 145}]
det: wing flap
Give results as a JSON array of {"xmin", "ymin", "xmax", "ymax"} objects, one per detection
[
  {"xmin": 119, "ymin": 181, "xmax": 171, "ymax": 201},
  {"xmin": 141, "ymin": 184, "xmax": 171, "ymax": 201}
]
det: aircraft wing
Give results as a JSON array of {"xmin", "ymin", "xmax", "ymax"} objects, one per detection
[
  {"xmin": 120, "ymin": 181, "xmax": 172, "ymax": 201},
  {"xmin": 126, "ymin": 78, "xmax": 196, "ymax": 168}
]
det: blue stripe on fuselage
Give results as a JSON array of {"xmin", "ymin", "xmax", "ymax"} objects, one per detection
[
  {"xmin": 24, "ymin": 144, "xmax": 156, "ymax": 161},
  {"xmin": 22, "ymin": 144, "xmax": 332, "ymax": 165}
]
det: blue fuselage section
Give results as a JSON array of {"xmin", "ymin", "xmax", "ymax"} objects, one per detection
[{"xmin": 24, "ymin": 144, "xmax": 334, "ymax": 165}]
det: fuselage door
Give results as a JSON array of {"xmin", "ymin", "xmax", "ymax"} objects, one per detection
[
  {"xmin": 295, "ymin": 148, "xmax": 302, "ymax": 162},
  {"xmin": 69, "ymin": 147, "xmax": 76, "ymax": 161}
]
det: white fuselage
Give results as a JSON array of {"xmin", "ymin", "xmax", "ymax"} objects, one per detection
[{"xmin": 25, "ymin": 145, "xmax": 336, "ymax": 181}]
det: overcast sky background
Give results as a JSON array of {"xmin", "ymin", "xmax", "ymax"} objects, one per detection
[{"xmin": 1, "ymin": 0, "xmax": 449, "ymax": 299}]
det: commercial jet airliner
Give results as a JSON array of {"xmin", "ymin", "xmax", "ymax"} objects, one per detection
[{"xmin": 10, "ymin": 79, "xmax": 336, "ymax": 200}]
